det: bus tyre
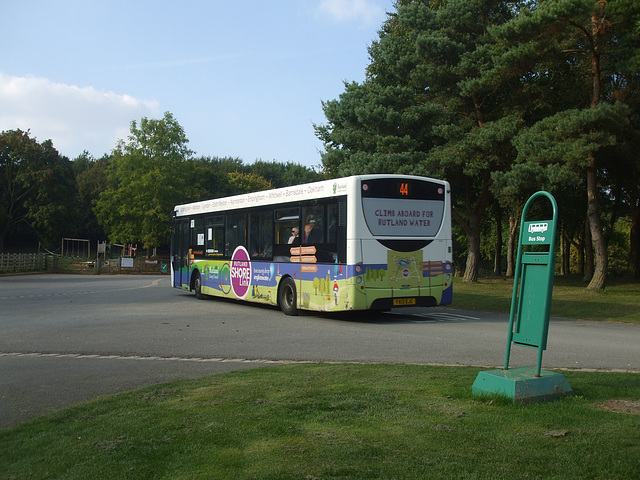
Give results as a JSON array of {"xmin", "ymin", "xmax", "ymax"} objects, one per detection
[
  {"xmin": 193, "ymin": 271, "xmax": 204, "ymax": 300},
  {"xmin": 278, "ymin": 277, "xmax": 298, "ymax": 316}
]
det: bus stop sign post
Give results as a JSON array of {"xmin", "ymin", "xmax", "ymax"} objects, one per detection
[{"xmin": 472, "ymin": 191, "xmax": 572, "ymax": 403}]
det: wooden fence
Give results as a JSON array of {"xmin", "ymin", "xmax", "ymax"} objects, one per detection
[
  {"xmin": 0, "ymin": 253, "xmax": 47, "ymax": 273},
  {"xmin": 0, "ymin": 254, "xmax": 169, "ymax": 275}
]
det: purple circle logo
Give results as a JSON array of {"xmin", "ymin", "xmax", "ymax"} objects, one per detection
[{"xmin": 230, "ymin": 246, "xmax": 252, "ymax": 299}]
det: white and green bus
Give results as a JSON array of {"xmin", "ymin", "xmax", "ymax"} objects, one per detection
[{"xmin": 171, "ymin": 174, "xmax": 452, "ymax": 315}]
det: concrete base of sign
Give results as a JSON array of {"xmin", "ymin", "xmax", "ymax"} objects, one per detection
[{"xmin": 472, "ymin": 366, "xmax": 572, "ymax": 404}]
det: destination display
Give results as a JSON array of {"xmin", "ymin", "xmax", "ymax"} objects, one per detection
[
  {"xmin": 362, "ymin": 198, "xmax": 444, "ymax": 237},
  {"xmin": 360, "ymin": 177, "xmax": 446, "ymax": 237}
]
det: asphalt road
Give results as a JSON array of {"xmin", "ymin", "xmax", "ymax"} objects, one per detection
[{"xmin": 1, "ymin": 274, "xmax": 638, "ymax": 428}]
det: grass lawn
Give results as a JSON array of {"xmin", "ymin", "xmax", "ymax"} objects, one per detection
[
  {"xmin": 449, "ymin": 275, "xmax": 640, "ymax": 323},
  {"xmin": 1, "ymin": 364, "xmax": 639, "ymax": 479}
]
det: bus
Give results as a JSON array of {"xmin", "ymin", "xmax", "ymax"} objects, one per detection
[{"xmin": 170, "ymin": 174, "xmax": 452, "ymax": 315}]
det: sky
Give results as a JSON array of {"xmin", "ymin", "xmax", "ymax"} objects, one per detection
[{"xmin": 1, "ymin": 0, "xmax": 394, "ymax": 170}]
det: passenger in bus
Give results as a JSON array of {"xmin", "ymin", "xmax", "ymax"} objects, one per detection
[
  {"xmin": 288, "ymin": 227, "xmax": 300, "ymax": 245},
  {"xmin": 304, "ymin": 219, "xmax": 323, "ymax": 244}
]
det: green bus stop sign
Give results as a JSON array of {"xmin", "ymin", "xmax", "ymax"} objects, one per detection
[{"xmin": 473, "ymin": 191, "xmax": 572, "ymax": 403}]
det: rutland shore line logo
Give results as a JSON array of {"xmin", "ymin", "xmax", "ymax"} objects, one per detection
[{"xmin": 230, "ymin": 246, "xmax": 252, "ymax": 299}]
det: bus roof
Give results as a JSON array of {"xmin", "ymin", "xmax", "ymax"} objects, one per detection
[{"xmin": 173, "ymin": 174, "xmax": 445, "ymax": 217}]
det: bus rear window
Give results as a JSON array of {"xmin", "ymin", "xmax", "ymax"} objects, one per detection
[{"xmin": 361, "ymin": 178, "xmax": 445, "ymax": 237}]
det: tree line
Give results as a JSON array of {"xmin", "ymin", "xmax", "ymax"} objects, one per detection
[
  {"xmin": 315, "ymin": 0, "xmax": 640, "ymax": 289},
  {"xmin": 0, "ymin": 112, "xmax": 322, "ymax": 254},
  {"xmin": 2, "ymin": 1, "xmax": 638, "ymax": 290}
]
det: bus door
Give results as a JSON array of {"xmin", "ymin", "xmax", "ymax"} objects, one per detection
[{"xmin": 172, "ymin": 219, "xmax": 190, "ymax": 288}]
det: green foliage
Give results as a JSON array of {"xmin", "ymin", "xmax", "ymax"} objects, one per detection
[
  {"xmin": 248, "ymin": 159, "xmax": 323, "ymax": 187},
  {"xmin": 3, "ymin": 113, "xmax": 322, "ymax": 253},
  {"xmin": 73, "ymin": 151, "xmax": 110, "ymax": 241},
  {"xmin": 316, "ymin": 0, "xmax": 640, "ymax": 282},
  {"xmin": 608, "ymin": 217, "xmax": 631, "ymax": 276},
  {"xmin": 227, "ymin": 171, "xmax": 273, "ymax": 194},
  {"xmin": 94, "ymin": 112, "xmax": 194, "ymax": 249},
  {"xmin": 90, "ymin": 114, "xmax": 318, "ymax": 250},
  {"xmin": 317, "ymin": 0, "xmax": 538, "ymax": 282},
  {"xmin": 0, "ymin": 129, "xmax": 77, "ymax": 250},
  {"xmin": 186, "ymin": 156, "xmax": 246, "ymax": 200},
  {"xmin": 185, "ymin": 156, "xmax": 322, "ymax": 202},
  {"xmin": 24, "ymin": 141, "xmax": 78, "ymax": 247},
  {"xmin": 513, "ymin": 103, "xmax": 630, "ymax": 168}
]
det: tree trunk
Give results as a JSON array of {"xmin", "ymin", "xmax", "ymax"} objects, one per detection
[
  {"xmin": 572, "ymin": 222, "xmax": 585, "ymax": 276},
  {"xmin": 567, "ymin": 231, "xmax": 572, "ymax": 275},
  {"xmin": 506, "ymin": 212, "xmax": 518, "ymax": 277},
  {"xmin": 586, "ymin": 160, "xmax": 607, "ymax": 290},
  {"xmin": 584, "ymin": 5, "xmax": 607, "ymax": 291},
  {"xmin": 561, "ymin": 229, "xmax": 570, "ymax": 276},
  {"xmin": 493, "ymin": 208, "xmax": 503, "ymax": 276},
  {"xmin": 452, "ymin": 175, "xmax": 491, "ymax": 283},
  {"xmin": 583, "ymin": 214, "xmax": 594, "ymax": 282},
  {"xmin": 464, "ymin": 212, "xmax": 482, "ymax": 283}
]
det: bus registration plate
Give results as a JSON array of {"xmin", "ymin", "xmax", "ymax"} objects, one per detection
[{"xmin": 393, "ymin": 298, "xmax": 416, "ymax": 306}]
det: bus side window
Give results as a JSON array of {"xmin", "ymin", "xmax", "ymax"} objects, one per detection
[
  {"xmin": 274, "ymin": 208, "xmax": 300, "ymax": 261},
  {"xmin": 192, "ymin": 216, "xmax": 205, "ymax": 249},
  {"xmin": 225, "ymin": 213, "xmax": 246, "ymax": 256},
  {"xmin": 327, "ymin": 202, "xmax": 338, "ymax": 244},
  {"xmin": 302, "ymin": 205, "xmax": 324, "ymax": 244},
  {"xmin": 249, "ymin": 210, "xmax": 273, "ymax": 259},
  {"xmin": 275, "ymin": 208, "xmax": 300, "ymax": 245},
  {"xmin": 337, "ymin": 199, "xmax": 347, "ymax": 263},
  {"xmin": 205, "ymin": 215, "xmax": 224, "ymax": 256}
]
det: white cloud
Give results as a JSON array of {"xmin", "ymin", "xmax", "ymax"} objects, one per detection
[
  {"xmin": 0, "ymin": 72, "xmax": 160, "ymax": 158},
  {"xmin": 317, "ymin": 0, "xmax": 386, "ymax": 25}
]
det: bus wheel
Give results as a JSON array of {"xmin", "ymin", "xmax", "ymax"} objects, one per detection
[
  {"xmin": 193, "ymin": 271, "xmax": 204, "ymax": 300},
  {"xmin": 278, "ymin": 277, "xmax": 298, "ymax": 316}
]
